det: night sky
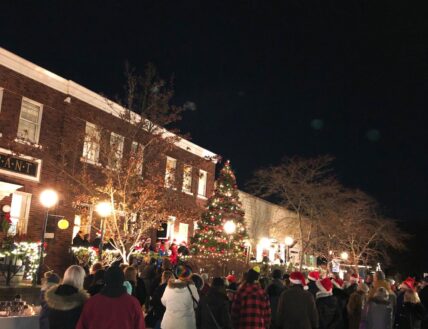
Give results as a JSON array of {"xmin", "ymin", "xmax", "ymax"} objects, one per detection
[{"xmin": 1, "ymin": 1, "xmax": 427, "ymax": 272}]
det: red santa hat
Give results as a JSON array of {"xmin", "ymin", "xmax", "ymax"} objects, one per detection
[
  {"xmin": 332, "ymin": 277, "xmax": 344, "ymax": 289},
  {"xmin": 316, "ymin": 278, "xmax": 333, "ymax": 295},
  {"xmin": 290, "ymin": 272, "xmax": 308, "ymax": 289},
  {"xmin": 226, "ymin": 274, "xmax": 237, "ymax": 283},
  {"xmin": 400, "ymin": 277, "xmax": 416, "ymax": 291},
  {"xmin": 308, "ymin": 271, "xmax": 320, "ymax": 282},
  {"xmin": 350, "ymin": 273, "xmax": 359, "ymax": 283}
]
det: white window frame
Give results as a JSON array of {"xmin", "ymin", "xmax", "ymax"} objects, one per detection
[
  {"xmin": 109, "ymin": 132, "xmax": 125, "ymax": 169},
  {"xmin": 131, "ymin": 141, "xmax": 144, "ymax": 175},
  {"xmin": 165, "ymin": 156, "xmax": 177, "ymax": 188},
  {"xmin": 182, "ymin": 164, "xmax": 193, "ymax": 194},
  {"xmin": 0, "ymin": 147, "xmax": 42, "ymax": 182},
  {"xmin": 197, "ymin": 169, "xmax": 208, "ymax": 198},
  {"xmin": 81, "ymin": 122, "xmax": 101, "ymax": 164},
  {"xmin": 9, "ymin": 191, "xmax": 32, "ymax": 235},
  {"xmin": 17, "ymin": 97, "xmax": 43, "ymax": 144},
  {"xmin": 0, "ymin": 88, "xmax": 4, "ymax": 113}
]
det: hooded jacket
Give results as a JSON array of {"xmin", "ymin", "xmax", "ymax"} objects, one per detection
[
  {"xmin": 161, "ymin": 279, "xmax": 199, "ymax": 329},
  {"xmin": 366, "ymin": 296, "xmax": 393, "ymax": 329},
  {"xmin": 347, "ymin": 290, "xmax": 367, "ymax": 329},
  {"xmin": 316, "ymin": 293, "xmax": 343, "ymax": 329},
  {"xmin": 45, "ymin": 284, "xmax": 89, "ymax": 329}
]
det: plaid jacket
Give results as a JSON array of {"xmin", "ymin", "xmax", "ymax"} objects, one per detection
[{"xmin": 231, "ymin": 283, "xmax": 271, "ymax": 329}]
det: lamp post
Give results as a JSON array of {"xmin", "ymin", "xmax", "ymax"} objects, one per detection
[
  {"xmin": 284, "ymin": 236, "xmax": 294, "ymax": 264},
  {"xmin": 223, "ymin": 220, "xmax": 236, "ymax": 275},
  {"xmin": 38, "ymin": 189, "xmax": 58, "ymax": 284},
  {"xmin": 95, "ymin": 201, "xmax": 112, "ymax": 260}
]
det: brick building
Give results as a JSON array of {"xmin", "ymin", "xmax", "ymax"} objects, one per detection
[{"xmin": 0, "ymin": 47, "xmax": 216, "ymax": 273}]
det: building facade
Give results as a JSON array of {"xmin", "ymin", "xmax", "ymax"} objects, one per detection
[{"xmin": 0, "ymin": 48, "xmax": 216, "ymax": 273}]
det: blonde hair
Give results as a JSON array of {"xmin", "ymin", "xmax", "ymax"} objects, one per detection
[
  {"xmin": 63, "ymin": 265, "xmax": 86, "ymax": 290},
  {"xmin": 374, "ymin": 287, "xmax": 389, "ymax": 301},
  {"xmin": 124, "ymin": 266, "xmax": 137, "ymax": 282},
  {"xmin": 404, "ymin": 290, "xmax": 420, "ymax": 304}
]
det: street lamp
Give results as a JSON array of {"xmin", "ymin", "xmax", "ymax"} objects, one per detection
[
  {"xmin": 340, "ymin": 251, "xmax": 349, "ymax": 261},
  {"xmin": 284, "ymin": 236, "xmax": 294, "ymax": 263},
  {"xmin": 223, "ymin": 220, "xmax": 236, "ymax": 275},
  {"xmin": 95, "ymin": 201, "xmax": 112, "ymax": 259},
  {"xmin": 37, "ymin": 189, "xmax": 58, "ymax": 284}
]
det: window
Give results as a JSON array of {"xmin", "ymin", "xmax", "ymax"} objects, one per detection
[
  {"xmin": 72, "ymin": 215, "xmax": 81, "ymax": 243},
  {"xmin": 165, "ymin": 156, "xmax": 177, "ymax": 188},
  {"xmin": 178, "ymin": 223, "xmax": 189, "ymax": 243},
  {"xmin": 0, "ymin": 88, "xmax": 3, "ymax": 113},
  {"xmin": 193, "ymin": 221, "xmax": 199, "ymax": 235},
  {"xmin": 109, "ymin": 132, "xmax": 124, "ymax": 169},
  {"xmin": 82, "ymin": 122, "xmax": 101, "ymax": 163},
  {"xmin": 17, "ymin": 98, "xmax": 43, "ymax": 143},
  {"xmin": 131, "ymin": 141, "xmax": 144, "ymax": 175},
  {"xmin": 9, "ymin": 191, "xmax": 32, "ymax": 235},
  {"xmin": 198, "ymin": 169, "xmax": 207, "ymax": 197},
  {"xmin": 182, "ymin": 165, "xmax": 192, "ymax": 193}
]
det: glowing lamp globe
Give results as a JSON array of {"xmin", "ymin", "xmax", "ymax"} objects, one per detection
[
  {"xmin": 260, "ymin": 237, "xmax": 270, "ymax": 249},
  {"xmin": 96, "ymin": 202, "xmax": 112, "ymax": 217},
  {"xmin": 40, "ymin": 189, "xmax": 59, "ymax": 208},
  {"xmin": 57, "ymin": 219, "xmax": 69, "ymax": 230},
  {"xmin": 340, "ymin": 251, "xmax": 349, "ymax": 261},
  {"xmin": 223, "ymin": 220, "xmax": 236, "ymax": 235},
  {"xmin": 284, "ymin": 236, "xmax": 294, "ymax": 247},
  {"xmin": 2, "ymin": 205, "xmax": 11, "ymax": 213}
]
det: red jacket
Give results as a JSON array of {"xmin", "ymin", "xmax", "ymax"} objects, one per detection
[
  {"xmin": 231, "ymin": 283, "xmax": 271, "ymax": 329},
  {"xmin": 76, "ymin": 293, "xmax": 145, "ymax": 329}
]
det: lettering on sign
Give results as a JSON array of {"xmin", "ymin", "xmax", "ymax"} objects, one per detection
[{"xmin": 0, "ymin": 153, "xmax": 39, "ymax": 178}]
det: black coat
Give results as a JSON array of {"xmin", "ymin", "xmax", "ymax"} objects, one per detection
[
  {"xmin": 308, "ymin": 281, "xmax": 319, "ymax": 297},
  {"xmin": 45, "ymin": 284, "xmax": 89, "ymax": 329},
  {"xmin": 151, "ymin": 282, "xmax": 167, "ymax": 320},
  {"xmin": 198, "ymin": 287, "xmax": 232, "ymax": 329},
  {"xmin": 316, "ymin": 295, "xmax": 343, "ymax": 329},
  {"xmin": 397, "ymin": 302, "xmax": 427, "ymax": 329},
  {"xmin": 419, "ymin": 287, "xmax": 428, "ymax": 329},
  {"xmin": 267, "ymin": 279, "xmax": 285, "ymax": 327},
  {"xmin": 129, "ymin": 278, "xmax": 146, "ymax": 306}
]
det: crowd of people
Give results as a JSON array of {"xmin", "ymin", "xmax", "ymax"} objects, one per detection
[{"xmin": 38, "ymin": 258, "xmax": 428, "ymax": 329}]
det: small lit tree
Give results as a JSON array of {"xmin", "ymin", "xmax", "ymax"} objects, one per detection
[{"xmin": 192, "ymin": 161, "xmax": 247, "ymax": 259}]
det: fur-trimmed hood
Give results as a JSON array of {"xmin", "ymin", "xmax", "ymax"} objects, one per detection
[
  {"xmin": 45, "ymin": 284, "xmax": 89, "ymax": 311},
  {"xmin": 168, "ymin": 279, "xmax": 194, "ymax": 290}
]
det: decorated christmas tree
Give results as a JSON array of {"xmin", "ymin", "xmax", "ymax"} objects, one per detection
[{"xmin": 191, "ymin": 160, "xmax": 247, "ymax": 258}]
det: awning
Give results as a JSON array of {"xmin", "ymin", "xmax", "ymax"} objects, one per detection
[{"xmin": 0, "ymin": 181, "xmax": 23, "ymax": 200}]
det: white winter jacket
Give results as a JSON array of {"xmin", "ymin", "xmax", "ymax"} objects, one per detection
[{"xmin": 161, "ymin": 279, "xmax": 200, "ymax": 329}]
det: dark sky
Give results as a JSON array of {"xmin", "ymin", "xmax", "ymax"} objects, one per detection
[{"xmin": 1, "ymin": 1, "xmax": 427, "ymax": 270}]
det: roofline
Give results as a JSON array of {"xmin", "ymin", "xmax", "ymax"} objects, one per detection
[{"xmin": 0, "ymin": 47, "xmax": 217, "ymax": 161}]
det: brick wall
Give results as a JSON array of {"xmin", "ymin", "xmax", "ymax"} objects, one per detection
[{"xmin": 0, "ymin": 64, "xmax": 216, "ymax": 274}]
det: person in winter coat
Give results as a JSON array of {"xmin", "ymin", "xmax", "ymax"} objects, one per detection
[
  {"xmin": 347, "ymin": 282, "xmax": 369, "ymax": 329},
  {"xmin": 332, "ymin": 277, "xmax": 349, "ymax": 328},
  {"xmin": 76, "ymin": 265, "xmax": 145, "ymax": 329},
  {"xmin": 198, "ymin": 277, "xmax": 233, "ymax": 329},
  {"xmin": 83, "ymin": 262, "xmax": 103, "ymax": 290},
  {"xmin": 45, "ymin": 265, "xmax": 89, "ymax": 329},
  {"xmin": 316, "ymin": 278, "xmax": 343, "ymax": 329},
  {"xmin": 308, "ymin": 271, "xmax": 320, "ymax": 297},
  {"xmin": 396, "ymin": 277, "xmax": 417, "ymax": 328},
  {"xmin": 231, "ymin": 266, "xmax": 271, "ymax": 329},
  {"xmin": 87, "ymin": 269, "xmax": 105, "ymax": 296},
  {"xmin": 266, "ymin": 268, "xmax": 285, "ymax": 328},
  {"xmin": 276, "ymin": 271, "xmax": 319, "ymax": 329},
  {"xmin": 39, "ymin": 271, "xmax": 61, "ymax": 329},
  {"xmin": 419, "ymin": 277, "xmax": 428, "ymax": 329},
  {"xmin": 124, "ymin": 265, "xmax": 146, "ymax": 306},
  {"xmin": 161, "ymin": 265, "xmax": 200, "ymax": 329},
  {"xmin": 151, "ymin": 270, "xmax": 173, "ymax": 329},
  {"xmin": 344, "ymin": 273, "xmax": 359, "ymax": 297},
  {"xmin": 366, "ymin": 287, "xmax": 394, "ymax": 329},
  {"xmin": 397, "ymin": 289, "xmax": 427, "ymax": 329},
  {"xmin": 368, "ymin": 271, "xmax": 397, "ymax": 315}
]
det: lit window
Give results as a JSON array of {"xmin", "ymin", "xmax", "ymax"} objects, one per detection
[
  {"xmin": 198, "ymin": 169, "xmax": 207, "ymax": 197},
  {"xmin": 178, "ymin": 223, "xmax": 189, "ymax": 243},
  {"xmin": 165, "ymin": 156, "xmax": 177, "ymax": 188},
  {"xmin": 82, "ymin": 122, "xmax": 101, "ymax": 163},
  {"xmin": 182, "ymin": 165, "xmax": 192, "ymax": 193},
  {"xmin": 17, "ymin": 98, "xmax": 43, "ymax": 143},
  {"xmin": 9, "ymin": 191, "xmax": 32, "ymax": 235},
  {"xmin": 72, "ymin": 215, "xmax": 81, "ymax": 242},
  {"xmin": 193, "ymin": 221, "xmax": 199, "ymax": 235},
  {"xmin": 109, "ymin": 132, "xmax": 125, "ymax": 169},
  {"xmin": 131, "ymin": 141, "xmax": 144, "ymax": 175}
]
